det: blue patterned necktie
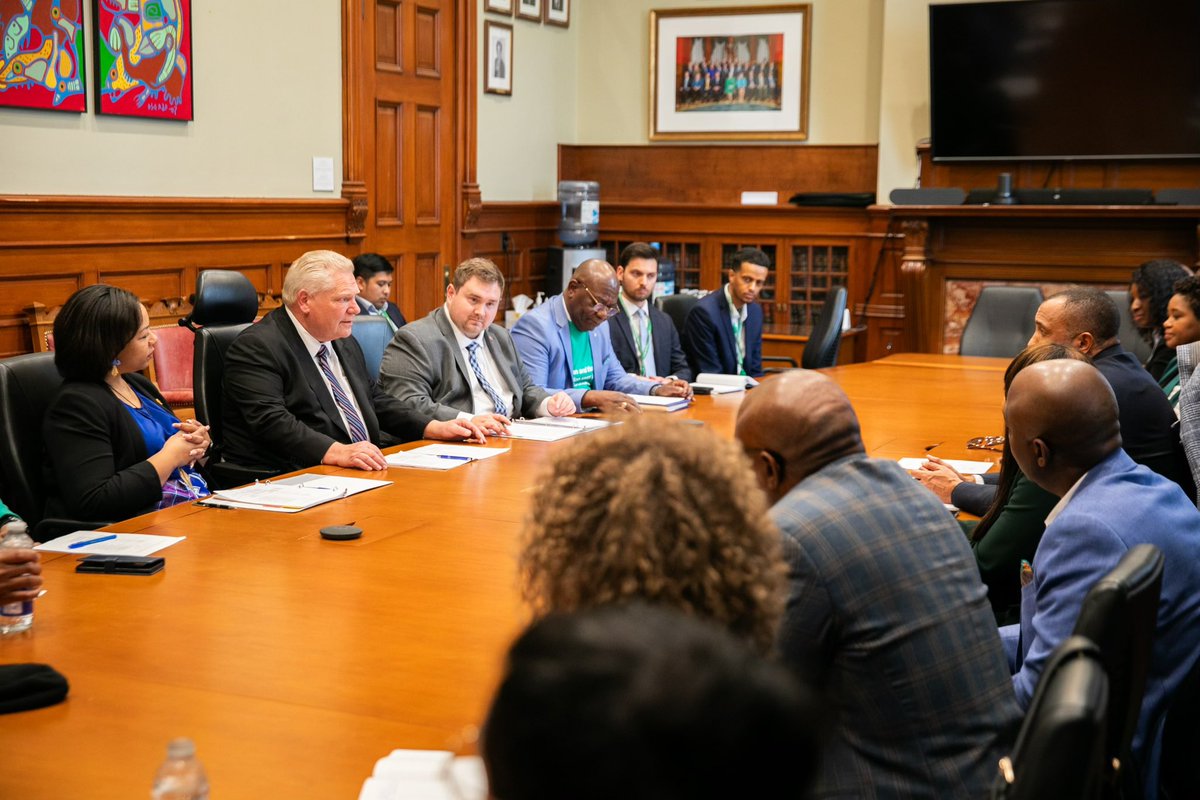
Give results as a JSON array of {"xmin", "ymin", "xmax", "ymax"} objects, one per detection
[
  {"xmin": 466, "ymin": 341, "xmax": 509, "ymax": 417},
  {"xmin": 316, "ymin": 344, "xmax": 369, "ymax": 443}
]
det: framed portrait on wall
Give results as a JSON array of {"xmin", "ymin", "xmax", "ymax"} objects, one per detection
[
  {"xmin": 515, "ymin": 0, "xmax": 541, "ymax": 23},
  {"xmin": 484, "ymin": 0, "xmax": 513, "ymax": 15},
  {"xmin": 93, "ymin": 0, "xmax": 193, "ymax": 120},
  {"xmin": 484, "ymin": 20, "xmax": 513, "ymax": 96},
  {"xmin": 650, "ymin": 5, "xmax": 811, "ymax": 141},
  {"xmin": 544, "ymin": 0, "xmax": 569, "ymax": 28},
  {"xmin": 0, "ymin": 0, "xmax": 87, "ymax": 112}
]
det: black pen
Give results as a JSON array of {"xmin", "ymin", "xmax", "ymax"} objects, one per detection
[{"xmin": 197, "ymin": 501, "xmax": 238, "ymax": 510}]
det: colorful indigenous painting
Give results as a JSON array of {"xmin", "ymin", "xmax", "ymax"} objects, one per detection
[
  {"xmin": 0, "ymin": 0, "xmax": 86, "ymax": 112},
  {"xmin": 93, "ymin": 0, "xmax": 191, "ymax": 120}
]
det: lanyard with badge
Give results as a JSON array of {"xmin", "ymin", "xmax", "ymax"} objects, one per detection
[
  {"xmin": 731, "ymin": 314, "xmax": 746, "ymax": 376},
  {"xmin": 621, "ymin": 297, "xmax": 653, "ymax": 376}
]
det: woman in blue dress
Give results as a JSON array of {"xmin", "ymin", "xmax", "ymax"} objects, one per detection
[{"xmin": 43, "ymin": 284, "xmax": 212, "ymax": 524}]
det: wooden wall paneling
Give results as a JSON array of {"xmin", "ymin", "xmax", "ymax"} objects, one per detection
[
  {"xmin": 414, "ymin": 252, "xmax": 443, "ymax": 314},
  {"xmin": 415, "ymin": 105, "xmax": 441, "ymax": 224},
  {"xmin": 376, "ymin": 0, "xmax": 403, "ymax": 71},
  {"xmin": 376, "ymin": 102, "xmax": 404, "ymax": 225},
  {"xmin": 559, "ymin": 144, "xmax": 878, "ymax": 205},
  {"xmin": 415, "ymin": 3, "xmax": 441, "ymax": 77}
]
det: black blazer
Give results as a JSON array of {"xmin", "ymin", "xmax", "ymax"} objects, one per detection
[
  {"xmin": 1093, "ymin": 344, "xmax": 1196, "ymax": 501},
  {"xmin": 43, "ymin": 373, "xmax": 176, "ymax": 523},
  {"xmin": 221, "ymin": 307, "xmax": 426, "ymax": 474},
  {"xmin": 608, "ymin": 303, "xmax": 692, "ymax": 382},
  {"xmin": 681, "ymin": 288, "xmax": 764, "ymax": 378}
]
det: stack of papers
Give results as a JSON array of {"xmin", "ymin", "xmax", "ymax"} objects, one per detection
[
  {"xmin": 200, "ymin": 474, "xmax": 391, "ymax": 513},
  {"xmin": 897, "ymin": 457, "xmax": 995, "ymax": 475},
  {"xmin": 358, "ymin": 750, "xmax": 486, "ymax": 800},
  {"xmin": 633, "ymin": 393, "xmax": 690, "ymax": 412},
  {"xmin": 35, "ymin": 532, "xmax": 185, "ymax": 556},
  {"xmin": 386, "ymin": 444, "xmax": 509, "ymax": 470},
  {"xmin": 692, "ymin": 372, "xmax": 758, "ymax": 394}
]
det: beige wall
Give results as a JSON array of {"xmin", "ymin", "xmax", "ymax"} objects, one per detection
[
  {"xmin": 477, "ymin": 1, "xmax": 580, "ymax": 202},
  {"xmin": 0, "ymin": 0, "xmax": 342, "ymax": 198}
]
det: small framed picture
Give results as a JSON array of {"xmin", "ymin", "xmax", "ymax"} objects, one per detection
[
  {"xmin": 484, "ymin": 21, "xmax": 513, "ymax": 96},
  {"xmin": 516, "ymin": 0, "xmax": 541, "ymax": 23},
  {"xmin": 544, "ymin": 0, "xmax": 568, "ymax": 28},
  {"xmin": 484, "ymin": 0, "xmax": 512, "ymax": 15}
]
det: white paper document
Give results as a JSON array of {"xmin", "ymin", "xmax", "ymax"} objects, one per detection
[
  {"xmin": 36, "ymin": 532, "xmax": 186, "ymax": 556},
  {"xmin": 386, "ymin": 444, "xmax": 510, "ymax": 469},
  {"xmin": 897, "ymin": 457, "xmax": 996, "ymax": 475},
  {"xmin": 632, "ymin": 394, "xmax": 690, "ymax": 411},
  {"xmin": 202, "ymin": 474, "xmax": 391, "ymax": 513},
  {"xmin": 358, "ymin": 750, "xmax": 486, "ymax": 800},
  {"xmin": 692, "ymin": 372, "xmax": 758, "ymax": 394},
  {"xmin": 501, "ymin": 421, "xmax": 580, "ymax": 442}
]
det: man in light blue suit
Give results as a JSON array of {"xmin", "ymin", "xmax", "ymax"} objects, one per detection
[
  {"xmin": 511, "ymin": 259, "xmax": 690, "ymax": 414},
  {"xmin": 1002, "ymin": 359, "xmax": 1200, "ymax": 795}
]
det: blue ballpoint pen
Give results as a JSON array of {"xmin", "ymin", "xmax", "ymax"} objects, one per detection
[
  {"xmin": 69, "ymin": 534, "xmax": 118, "ymax": 549},
  {"xmin": 436, "ymin": 454, "xmax": 472, "ymax": 461}
]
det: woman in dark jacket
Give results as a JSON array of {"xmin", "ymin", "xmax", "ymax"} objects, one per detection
[
  {"xmin": 43, "ymin": 285, "xmax": 211, "ymax": 523},
  {"xmin": 1130, "ymin": 258, "xmax": 1193, "ymax": 381}
]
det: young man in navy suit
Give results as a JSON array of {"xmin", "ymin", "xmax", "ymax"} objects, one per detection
[
  {"xmin": 608, "ymin": 242, "xmax": 693, "ymax": 384},
  {"xmin": 353, "ymin": 253, "xmax": 407, "ymax": 332},
  {"xmin": 682, "ymin": 247, "xmax": 769, "ymax": 378}
]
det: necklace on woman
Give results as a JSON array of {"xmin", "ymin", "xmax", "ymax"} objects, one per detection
[{"xmin": 107, "ymin": 378, "xmax": 141, "ymax": 408}]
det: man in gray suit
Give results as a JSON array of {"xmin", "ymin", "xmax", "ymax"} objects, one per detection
[{"xmin": 379, "ymin": 258, "xmax": 574, "ymax": 435}]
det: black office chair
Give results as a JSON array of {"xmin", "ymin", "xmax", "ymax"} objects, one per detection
[
  {"xmin": 183, "ymin": 271, "xmax": 272, "ymax": 489},
  {"xmin": 1107, "ymin": 289, "xmax": 1152, "ymax": 365},
  {"xmin": 350, "ymin": 315, "xmax": 394, "ymax": 379},
  {"xmin": 802, "ymin": 286, "xmax": 848, "ymax": 369},
  {"xmin": 180, "ymin": 269, "xmax": 260, "ymax": 331},
  {"xmin": 960, "ymin": 286, "xmax": 1044, "ymax": 358},
  {"xmin": 0, "ymin": 353, "xmax": 107, "ymax": 540},
  {"xmin": 1072, "ymin": 544, "xmax": 1165, "ymax": 800},
  {"xmin": 993, "ymin": 635, "xmax": 1109, "ymax": 800},
  {"xmin": 657, "ymin": 294, "xmax": 699, "ymax": 335},
  {"xmin": 1159, "ymin": 654, "xmax": 1200, "ymax": 800}
]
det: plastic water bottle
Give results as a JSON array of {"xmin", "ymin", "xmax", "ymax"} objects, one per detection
[
  {"xmin": 0, "ymin": 521, "xmax": 35, "ymax": 634},
  {"xmin": 151, "ymin": 738, "xmax": 210, "ymax": 800}
]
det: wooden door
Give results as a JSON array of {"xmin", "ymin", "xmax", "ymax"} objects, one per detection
[{"xmin": 347, "ymin": 0, "xmax": 459, "ymax": 320}]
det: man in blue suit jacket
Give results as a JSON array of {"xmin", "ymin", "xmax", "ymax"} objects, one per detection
[
  {"xmin": 1003, "ymin": 359, "xmax": 1200, "ymax": 795},
  {"xmin": 681, "ymin": 247, "xmax": 769, "ymax": 378},
  {"xmin": 512, "ymin": 260, "xmax": 689, "ymax": 413},
  {"xmin": 608, "ymin": 242, "xmax": 693, "ymax": 382}
]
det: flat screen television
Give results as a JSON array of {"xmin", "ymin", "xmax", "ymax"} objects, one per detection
[{"xmin": 929, "ymin": 0, "xmax": 1200, "ymax": 162}]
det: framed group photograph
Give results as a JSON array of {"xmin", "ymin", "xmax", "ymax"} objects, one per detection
[
  {"xmin": 515, "ymin": 0, "xmax": 541, "ymax": 23},
  {"xmin": 544, "ymin": 0, "xmax": 569, "ymax": 28},
  {"xmin": 484, "ymin": 0, "xmax": 512, "ymax": 15},
  {"xmin": 650, "ymin": 5, "xmax": 811, "ymax": 141},
  {"xmin": 484, "ymin": 20, "xmax": 513, "ymax": 96}
]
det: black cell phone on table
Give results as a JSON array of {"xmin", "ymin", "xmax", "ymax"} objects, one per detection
[{"xmin": 75, "ymin": 555, "xmax": 165, "ymax": 575}]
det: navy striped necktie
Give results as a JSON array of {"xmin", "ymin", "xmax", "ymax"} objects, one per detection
[
  {"xmin": 316, "ymin": 344, "xmax": 369, "ymax": 443},
  {"xmin": 467, "ymin": 341, "xmax": 509, "ymax": 417}
]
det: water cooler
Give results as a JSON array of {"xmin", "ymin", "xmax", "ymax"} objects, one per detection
[{"xmin": 545, "ymin": 180, "xmax": 605, "ymax": 295}]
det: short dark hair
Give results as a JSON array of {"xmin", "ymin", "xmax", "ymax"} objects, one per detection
[
  {"xmin": 482, "ymin": 604, "xmax": 821, "ymax": 800},
  {"xmin": 1131, "ymin": 259, "xmax": 1192, "ymax": 332},
  {"xmin": 53, "ymin": 284, "xmax": 144, "ymax": 382},
  {"xmin": 1052, "ymin": 286, "xmax": 1120, "ymax": 343},
  {"xmin": 729, "ymin": 247, "xmax": 770, "ymax": 271},
  {"xmin": 352, "ymin": 253, "xmax": 394, "ymax": 282},
  {"xmin": 1173, "ymin": 275, "xmax": 1200, "ymax": 319},
  {"xmin": 618, "ymin": 242, "xmax": 659, "ymax": 268}
]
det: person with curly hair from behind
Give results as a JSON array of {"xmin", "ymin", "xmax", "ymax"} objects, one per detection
[{"xmin": 519, "ymin": 417, "xmax": 785, "ymax": 654}]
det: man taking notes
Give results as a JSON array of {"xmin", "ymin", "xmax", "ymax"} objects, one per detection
[
  {"xmin": 608, "ymin": 242, "xmax": 693, "ymax": 383},
  {"xmin": 222, "ymin": 250, "xmax": 484, "ymax": 474},
  {"xmin": 512, "ymin": 259, "xmax": 690, "ymax": 414},
  {"xmin": 682, "ymin": 247, "xmax": 769, "ymax": 378},
  {"xmin": 379, "ymin": 257, "xmax": 574, "ymax": 435}
]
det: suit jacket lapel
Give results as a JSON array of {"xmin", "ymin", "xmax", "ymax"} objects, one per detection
[
  {"xmin": 484, "ymin": 327, "xmax": 519, "ymax": 396},
  {"xmin": 433, "ymin": 309, "xmax": 473, "ymax": 389},
  {"xmin": 714, "ymin": 289, "xmax": 738, "ymax": 371},
  {"xmin": 650, "ymin": 308, "xmax": 670, "ymax": 375},
  {"xmin": 273, "ymin": 311, "xmax": 349, "ymax": 438},
  {"xmin": 552, "ymin": 299, "xmax": 575, "ymax": 378},
  {"xmin": 612, "ymin": 310, "xmax": 636, "ymax": 361}
]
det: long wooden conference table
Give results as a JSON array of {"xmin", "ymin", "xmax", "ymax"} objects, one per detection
[{"xmin": 0, "ymin": 354, "xmax": 1007, "ymax": 799}]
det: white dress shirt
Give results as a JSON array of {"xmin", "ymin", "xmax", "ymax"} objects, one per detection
[
  {"xmin": 724, "ymin": 283, "xmax": 749, "ymax": 373},
  {"xmin": 286, "ymin": 306, "xmax": 368, "ymax": 436}
]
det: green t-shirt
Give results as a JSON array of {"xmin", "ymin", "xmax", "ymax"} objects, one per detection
[{"xmin": 568, "ymin": 322, "xmax": 596, "ymax": 391}]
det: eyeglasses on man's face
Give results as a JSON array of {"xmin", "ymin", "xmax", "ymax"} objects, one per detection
[{"xmin": 579, "ymin": 283, "xmax": 619, "ymax": 317}]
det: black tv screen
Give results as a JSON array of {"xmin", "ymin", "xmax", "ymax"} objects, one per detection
[{"xmin": 929, "ymin": 0, "xmax": 1200, "ymax": 161}]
